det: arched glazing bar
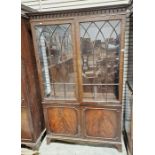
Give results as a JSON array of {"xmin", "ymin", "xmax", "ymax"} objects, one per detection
[
  {"xmin": 92, "ymin": 21, "xmax": 107, "ymax": 83},
  {"xmin": 60, "ymin": 24, "xmax": 71, "ymax": 54},
  {"xmin": 81, "ymin": 22, "xmax": 93, "ymax": 39},
  {"xmin": 106, "ymin": 20, "xmax": 120, "ymax": 55},
  {"xmin": 35, "ymin": 23, "xmax": 76, "ymax": 99},
  {"xmin": 79, "ymin": 19, "xmax": 121, "ymax": 101}
]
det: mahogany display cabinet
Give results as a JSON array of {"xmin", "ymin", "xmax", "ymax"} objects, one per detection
[
  {"xmin": 21, "ymin": 16, "xmax": 45, "ymax": 149},
  {"xmin": 28, "ymin": 7, "xmax": 126, "ymax": 151}
]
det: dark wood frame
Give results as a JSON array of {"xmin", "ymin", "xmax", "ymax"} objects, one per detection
[{"xmin": 29, "ymin": 7, "xmax": 126, "ymax": 152}]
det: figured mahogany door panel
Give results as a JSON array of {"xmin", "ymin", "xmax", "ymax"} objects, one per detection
[
  {"xmin": 47, "ymin": 106, "xmax": 79, "ymax": 136},
  {"xmin": 83, "ymin": 107, "xmax": 121, "ymax": 141},
  {"xmin": 21, "ymin": 108, "xmax": 32, "ymax": 140}
]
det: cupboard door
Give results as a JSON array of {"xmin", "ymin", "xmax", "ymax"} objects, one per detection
[
  {"xmin": 34, "ymin": 23, "xmax": 78, "ymax": 100},
  {"xmin": 47, "ymin": 106, "xmax": 79, "ymax": 136},
  {"xmin": 79, "ymin": 20, "xmax": 121, "ymax": 102},
  {"xmin": 83, "ymin": 107, "xmax": 121, "ymax": 141},
  {"xmin": 21, "ymin": 108, "xmax": 32, "ymax": 140}
]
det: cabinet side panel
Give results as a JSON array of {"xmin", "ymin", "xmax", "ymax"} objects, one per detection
[{"xmin": 21, "ymin": 17, "xmax": 45, "ymax": 141}]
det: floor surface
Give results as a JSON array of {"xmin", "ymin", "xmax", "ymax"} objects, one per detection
[{"xmin": 22, "ymin": 136, "xmax": 127, "ymax": 155}]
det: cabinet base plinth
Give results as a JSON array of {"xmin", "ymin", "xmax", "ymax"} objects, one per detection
[
  {"xmin": 46, "ymin": 134, "xmax": 122, "ymax": 152},
  {"xmin": 21, "ymin": 129, "xmax": 46, "ymax": 150}
]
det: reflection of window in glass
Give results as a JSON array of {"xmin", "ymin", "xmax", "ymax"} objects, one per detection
[
  {"xmin": 35, "ymin": 24, "xmax": 76, "ymax": 99},
  {"xmin": 80, "ymin": 20, "xmax": 121, "ymax": 102}
]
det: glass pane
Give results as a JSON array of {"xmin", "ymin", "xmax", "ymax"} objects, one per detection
[
  {"xmin": 66, "ymin": 84, "xmax": 76, "ymax": 99},
  {"xmin": 106, "ymin": 85, "xmax": 119, "ymax": 101},
  {"xmin": 106, "ymin": 21, "xmax": 120, "ymax": 60},
  {"xmin": 80, "ymin": 20, "xmax": 120, "ymax": 102},
  {"xmin": 106, "ymin": 61, "xmax": 119, "ymax": 83},
  {"xmin": 35, "ymin": 24, "xmax": 76, "ymax": 99},
  {"xmin": 83, "ymin": 84, "xmax": 107, "ymax": 101}
]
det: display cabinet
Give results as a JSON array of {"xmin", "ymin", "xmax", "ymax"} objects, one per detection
[
  {"xmin": 28, "ymin": 7, "xmax": 125, "ymax": 151},
  {"xmin": 21, "ymin": 16, "xmax": 45, "ymax": 149}
]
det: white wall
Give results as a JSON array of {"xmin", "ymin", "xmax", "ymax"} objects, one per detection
[{"xmin": 21, "ymin": 0, "xmax": 130, "ymax": 12}]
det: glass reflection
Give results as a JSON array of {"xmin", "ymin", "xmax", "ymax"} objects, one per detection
[
  {"xmin": 80, "ymin": 20, "xmax": 120, "ymax": 101},
  {"xmin": 35, "ymin": 24, "xmax": 76, "ymax": 99}
]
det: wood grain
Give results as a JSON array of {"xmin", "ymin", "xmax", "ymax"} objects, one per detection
[
  {"xmin": 21, "ymin": 108, "xmax": 32, "ymax": 140},
  {"xmin": 47, "ymin": 107, "xmax": 78, "ymax": 135},
  {"xmin": 84, "ymin": 108, "xmax": 118, "ymax": 139},
  {"xmin": 21, "ymin": 16, "xmax": 45, "ymax": 149}
]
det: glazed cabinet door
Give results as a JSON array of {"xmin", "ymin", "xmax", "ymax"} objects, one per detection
[
  {"xmin": 32, "ymin": 21, "xmax": 79, "ymax": 102},
  {"xmin": 77, "ymin": 18, "xmax": 123, "ymax": 103}
]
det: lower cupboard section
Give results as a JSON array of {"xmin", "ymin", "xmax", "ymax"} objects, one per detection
[{"xmin": 44, "ymin": 105, "xmax": 121, "ymax": 143}]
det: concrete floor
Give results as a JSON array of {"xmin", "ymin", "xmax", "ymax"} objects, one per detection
[{"xmin": 22, "ymin": 136, "xmax": 127, "ymax": 155}]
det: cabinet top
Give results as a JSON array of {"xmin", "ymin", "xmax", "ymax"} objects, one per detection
[{"xmin": 27, "ymin": 5, "xmax": 128, "ymax": 20}]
